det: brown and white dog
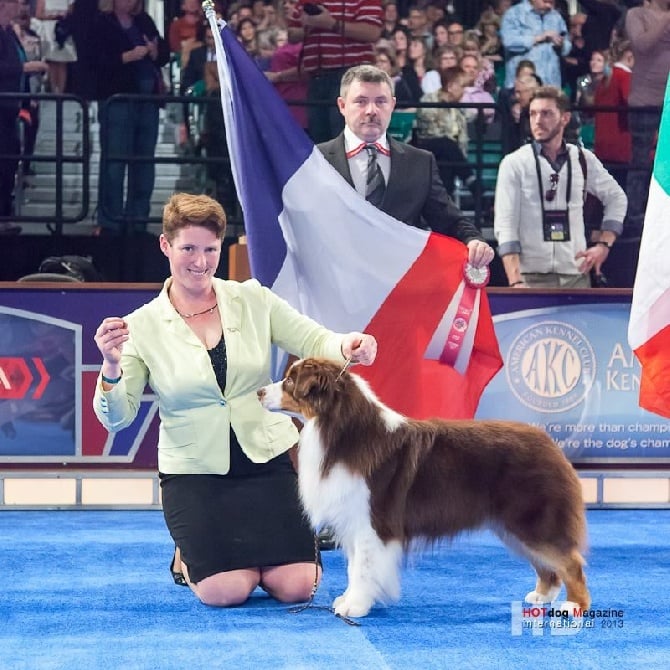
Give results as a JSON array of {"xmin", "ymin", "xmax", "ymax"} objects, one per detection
[{"xmin": 258, "ymin": 358, "xmax": 590, "ymax": 618}]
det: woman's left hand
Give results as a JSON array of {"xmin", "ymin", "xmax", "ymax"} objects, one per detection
[{"xmin": 341, "ymin": 332, "xmax": 377, "ymax": 366}]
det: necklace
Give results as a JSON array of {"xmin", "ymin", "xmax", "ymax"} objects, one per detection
[{"xmin": 174, "ymin": 303, "xmax": 219, "ymax": 318}]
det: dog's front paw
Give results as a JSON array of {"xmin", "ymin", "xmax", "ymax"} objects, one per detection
[
  {"xmin": 332, "ymin": 593, "xmax": 348, "ymax": 611},
  {"xmin": 525, "ymin": 587, "xmax": 559, "ymax": 605},
  {"xmin": 332, "ymin": 592, "xmax": 373, "ymax": 618}
]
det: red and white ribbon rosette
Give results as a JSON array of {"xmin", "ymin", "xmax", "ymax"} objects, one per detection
[{"xmin": 439, "ymin": 262, "xmax": 490, "ymax": 367}]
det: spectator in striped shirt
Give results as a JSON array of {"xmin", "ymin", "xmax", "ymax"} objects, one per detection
[{"xmin": 288, "ymin": 0, "xmax": 383, "ymax": 143}]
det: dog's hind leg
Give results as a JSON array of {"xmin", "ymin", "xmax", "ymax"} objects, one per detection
[
  {"xmin": 556, "ymin": 549, "xmax": 591, "ymax": 611},
  {"xmin": 493, "ymin": 531, "xmax": 563, "ymax": 605},
  {"xmin": 519, "ymin": 545, "xmax": 590, "ymax": 612},
  {"xmin": 525, "ymin": 564, "xmax": 562, "ymax": 605}
]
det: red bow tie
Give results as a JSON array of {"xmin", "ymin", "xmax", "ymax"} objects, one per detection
[{"xmin": 346, "ymin": 142, "xmax": 391, "ymax": 159}]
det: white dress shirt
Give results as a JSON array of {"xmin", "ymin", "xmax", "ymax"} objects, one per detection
[{"xmin": 343, "ymin": 126, "xmax": 391, "ymax": 197}]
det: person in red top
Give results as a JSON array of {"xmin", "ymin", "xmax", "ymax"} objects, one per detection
[
  {"xmin": 593, "ymin": 39, "xmax": 633, "ymax": 190},
  {"xmin": 288, "ymin": 0, "xmax": 382, "ymax": 143},
  {"xmin": 267, "ymin": 30, "xmax": 308, "ymax": 131},
  {"xmin": 168, "ymin": 0, "xmax": 204, "ymax": 58},
  {"xmin": 267, "ymin": 0, "xmax": 308, "ymax": 130}
]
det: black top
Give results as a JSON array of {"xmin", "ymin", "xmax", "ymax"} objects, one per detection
[
  {"xmin": 0, "ymin": 26, "xmax": 24, "ymax": 114},
  {"xmin": 206, "ymin": 337, "xmax": 290, "ymax": 477},
  {"xmin": 92, "ymin": 11, "xmax": 169, "ymax": 100},
  {"xmin": 208, "ymin": 337, "xmax": 227, "ymax": 393}
]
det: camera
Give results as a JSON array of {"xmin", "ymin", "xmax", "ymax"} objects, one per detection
[
  {"xmin": 592, "ymin": 271, "xmax": 608, "ymax": 288},
  {"xmin": 303, "ymin": 3, "xmax": 323, "ymax": 15}
]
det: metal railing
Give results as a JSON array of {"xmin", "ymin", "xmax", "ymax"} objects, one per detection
[
  {"xmin": 0, "ymin": 91, "xmax": 659, "ymax": 238},
  {"xmin": 0, "ymin": 93, "xmax": 90, "ymax": 234}
]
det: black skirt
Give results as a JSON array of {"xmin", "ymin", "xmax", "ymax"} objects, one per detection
[
  {"xmin": 160, "ymin": 431, "xmax": 317, "ymax": 584},
  {"xmin": 159, "ymin": 337, "xmax": 317, "ymax": 583}
]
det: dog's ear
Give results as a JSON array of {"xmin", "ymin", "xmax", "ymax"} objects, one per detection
[{"xmin": 293, "ymin": 360, "xmax": 338, "ymax": 401}]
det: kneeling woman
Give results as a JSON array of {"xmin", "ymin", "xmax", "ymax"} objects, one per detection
[{"xmin": 92, "ymin": 193, "xmax": 377, "ymax": 606}]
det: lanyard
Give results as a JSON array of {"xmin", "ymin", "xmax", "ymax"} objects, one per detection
[{"xmin": 534, "ymin": 147, "xmax": 572, "ymax": 219}]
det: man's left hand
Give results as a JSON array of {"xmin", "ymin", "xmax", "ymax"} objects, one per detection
[
  {"xmin": 575, "ymin": 245, "xmax": 609, "ymax": 275},
  {"xmin": 467, "ymin": 240, "xmax": 495, "ymax": 269}
]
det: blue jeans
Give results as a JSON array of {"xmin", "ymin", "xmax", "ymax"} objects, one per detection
[{"xmin": 98, "ymin": 97, "xmax": 159, "ymax": 234}]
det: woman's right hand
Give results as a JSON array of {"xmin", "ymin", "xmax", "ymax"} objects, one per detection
[
  {"xmin": 124, "ymin": 45, "xmax": 149, "ymax": 63},
  {"xmin": 24, "ymin": 61, "xmax": 50, "ymax": 75},
  {"xmin": 94, "ymin": 317, "xmax": 129, "ymax": 366}
]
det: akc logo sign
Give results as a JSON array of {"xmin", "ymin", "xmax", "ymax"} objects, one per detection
[{"xmin": 505, "ymin": 321, "xmax": 596, "ymax": 413}]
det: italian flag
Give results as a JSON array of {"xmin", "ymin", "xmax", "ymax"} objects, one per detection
[{"xmin": 628, "ymin": 75, "xmax": 670, "ymax": 418}]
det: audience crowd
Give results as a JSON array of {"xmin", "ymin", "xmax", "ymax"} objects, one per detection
[{"xmin": 0, "ymin": 0, "xmax": 663, "ymax": 285}]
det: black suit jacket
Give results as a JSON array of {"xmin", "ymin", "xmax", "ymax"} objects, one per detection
[
  {"xmin": 317, "ymin": 133, "xmax": 483, "ymax": 245},
  {"xmin": 180, "ymin": 45, "xmax": 208, "ymax": 94},
  {"xmin": 0, "ymin": 26, "xmax": 24, "ymax": 116}
]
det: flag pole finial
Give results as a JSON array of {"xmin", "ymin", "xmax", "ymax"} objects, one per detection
[{"xmin": 202, "ymin": 0, "xmax": 215, "ymax": 16}]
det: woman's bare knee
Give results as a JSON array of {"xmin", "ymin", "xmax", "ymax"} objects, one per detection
[
  {"xmin": 194, "ymin": 569, "xmax": 260, "ymax": 607},
  {"xmin": 262, "ymin": 563, "xmax": 321, "ymax": 603}
]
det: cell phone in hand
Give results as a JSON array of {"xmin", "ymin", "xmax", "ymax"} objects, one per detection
[{"xmin": 303, "ymin": 3, "xmax": 323, "ymax": 15}]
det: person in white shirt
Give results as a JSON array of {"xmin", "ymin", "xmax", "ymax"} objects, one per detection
[{"xmin": 494, "ymin": 85, "xmax": 627, "ymax": 288}]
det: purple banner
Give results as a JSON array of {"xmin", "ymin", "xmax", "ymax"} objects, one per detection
[
  {"xmin": 478, "ymin": 290, "xmax": 670, "ymax": 463},
  {"xmin": 0, "ymin": 286, "xmax": 663, "ymax": 467}
]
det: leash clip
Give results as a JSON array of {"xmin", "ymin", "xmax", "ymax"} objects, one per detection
[{"xmin": 335, "ymin": 357, "xmax": 351, "ymax": 382}]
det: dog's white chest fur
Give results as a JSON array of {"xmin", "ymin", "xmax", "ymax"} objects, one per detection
[
  {"xmin": 297, "ymin": 419, "xmax": 370, "ymax": 532},
  {"xmin": 297, "ymin": 418, "xmax": 403, "ymax": 618}
]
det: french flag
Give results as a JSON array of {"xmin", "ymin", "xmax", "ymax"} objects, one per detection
[{"xmin": 209, "ymin": 14, "xmax": 502, "ymax": 419}]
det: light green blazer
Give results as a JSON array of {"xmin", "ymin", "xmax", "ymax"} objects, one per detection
[{"xmin": 93, "ymin": 277, "xmax": 346, "ymax": 474}]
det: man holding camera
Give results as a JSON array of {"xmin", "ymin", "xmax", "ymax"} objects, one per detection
[
  {"xmin": 288, "ymin": 0, "xmax": 382, "ymax": 144},
  {"xmin": 494, "ymin": 86, "xmax": 627, "ymax": 289},
  {"xmin": 500, "ymin": 0, "xmax": 571, "ymax": 89}
]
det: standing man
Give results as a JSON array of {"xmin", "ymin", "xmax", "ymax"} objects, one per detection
[
  {"xmin": 500, "ymin": 0, "xmax": 571, "ymax": 90},
  {"xmin": 579, "ymin": 0, "xmax": 623, "ymax": 58},
  {"xmin": 494, "ymin": 86, "xmax": 627, "ymax": 289},
  {"xmin": 0, "ymin": 0, "xmax": 48, "ymax": 235},
  {"xmin": 315, "ymin": 64, "xmax": 493, "ymax": 549},
  {"xmin": 319, "ymin": 64, "xmax": 495, "ymax": 272},
  {"xmin": 624, "ymin": 0, "xmax": 670, "ymax": 237},
  {"xmin": 288, "ymin": 0, "xmax": 383, "ymax": 144}
]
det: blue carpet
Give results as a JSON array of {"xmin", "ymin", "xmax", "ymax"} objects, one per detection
[{"xmin": 0, "ymin": 510, "xmax": 667, "ymax": 669}]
